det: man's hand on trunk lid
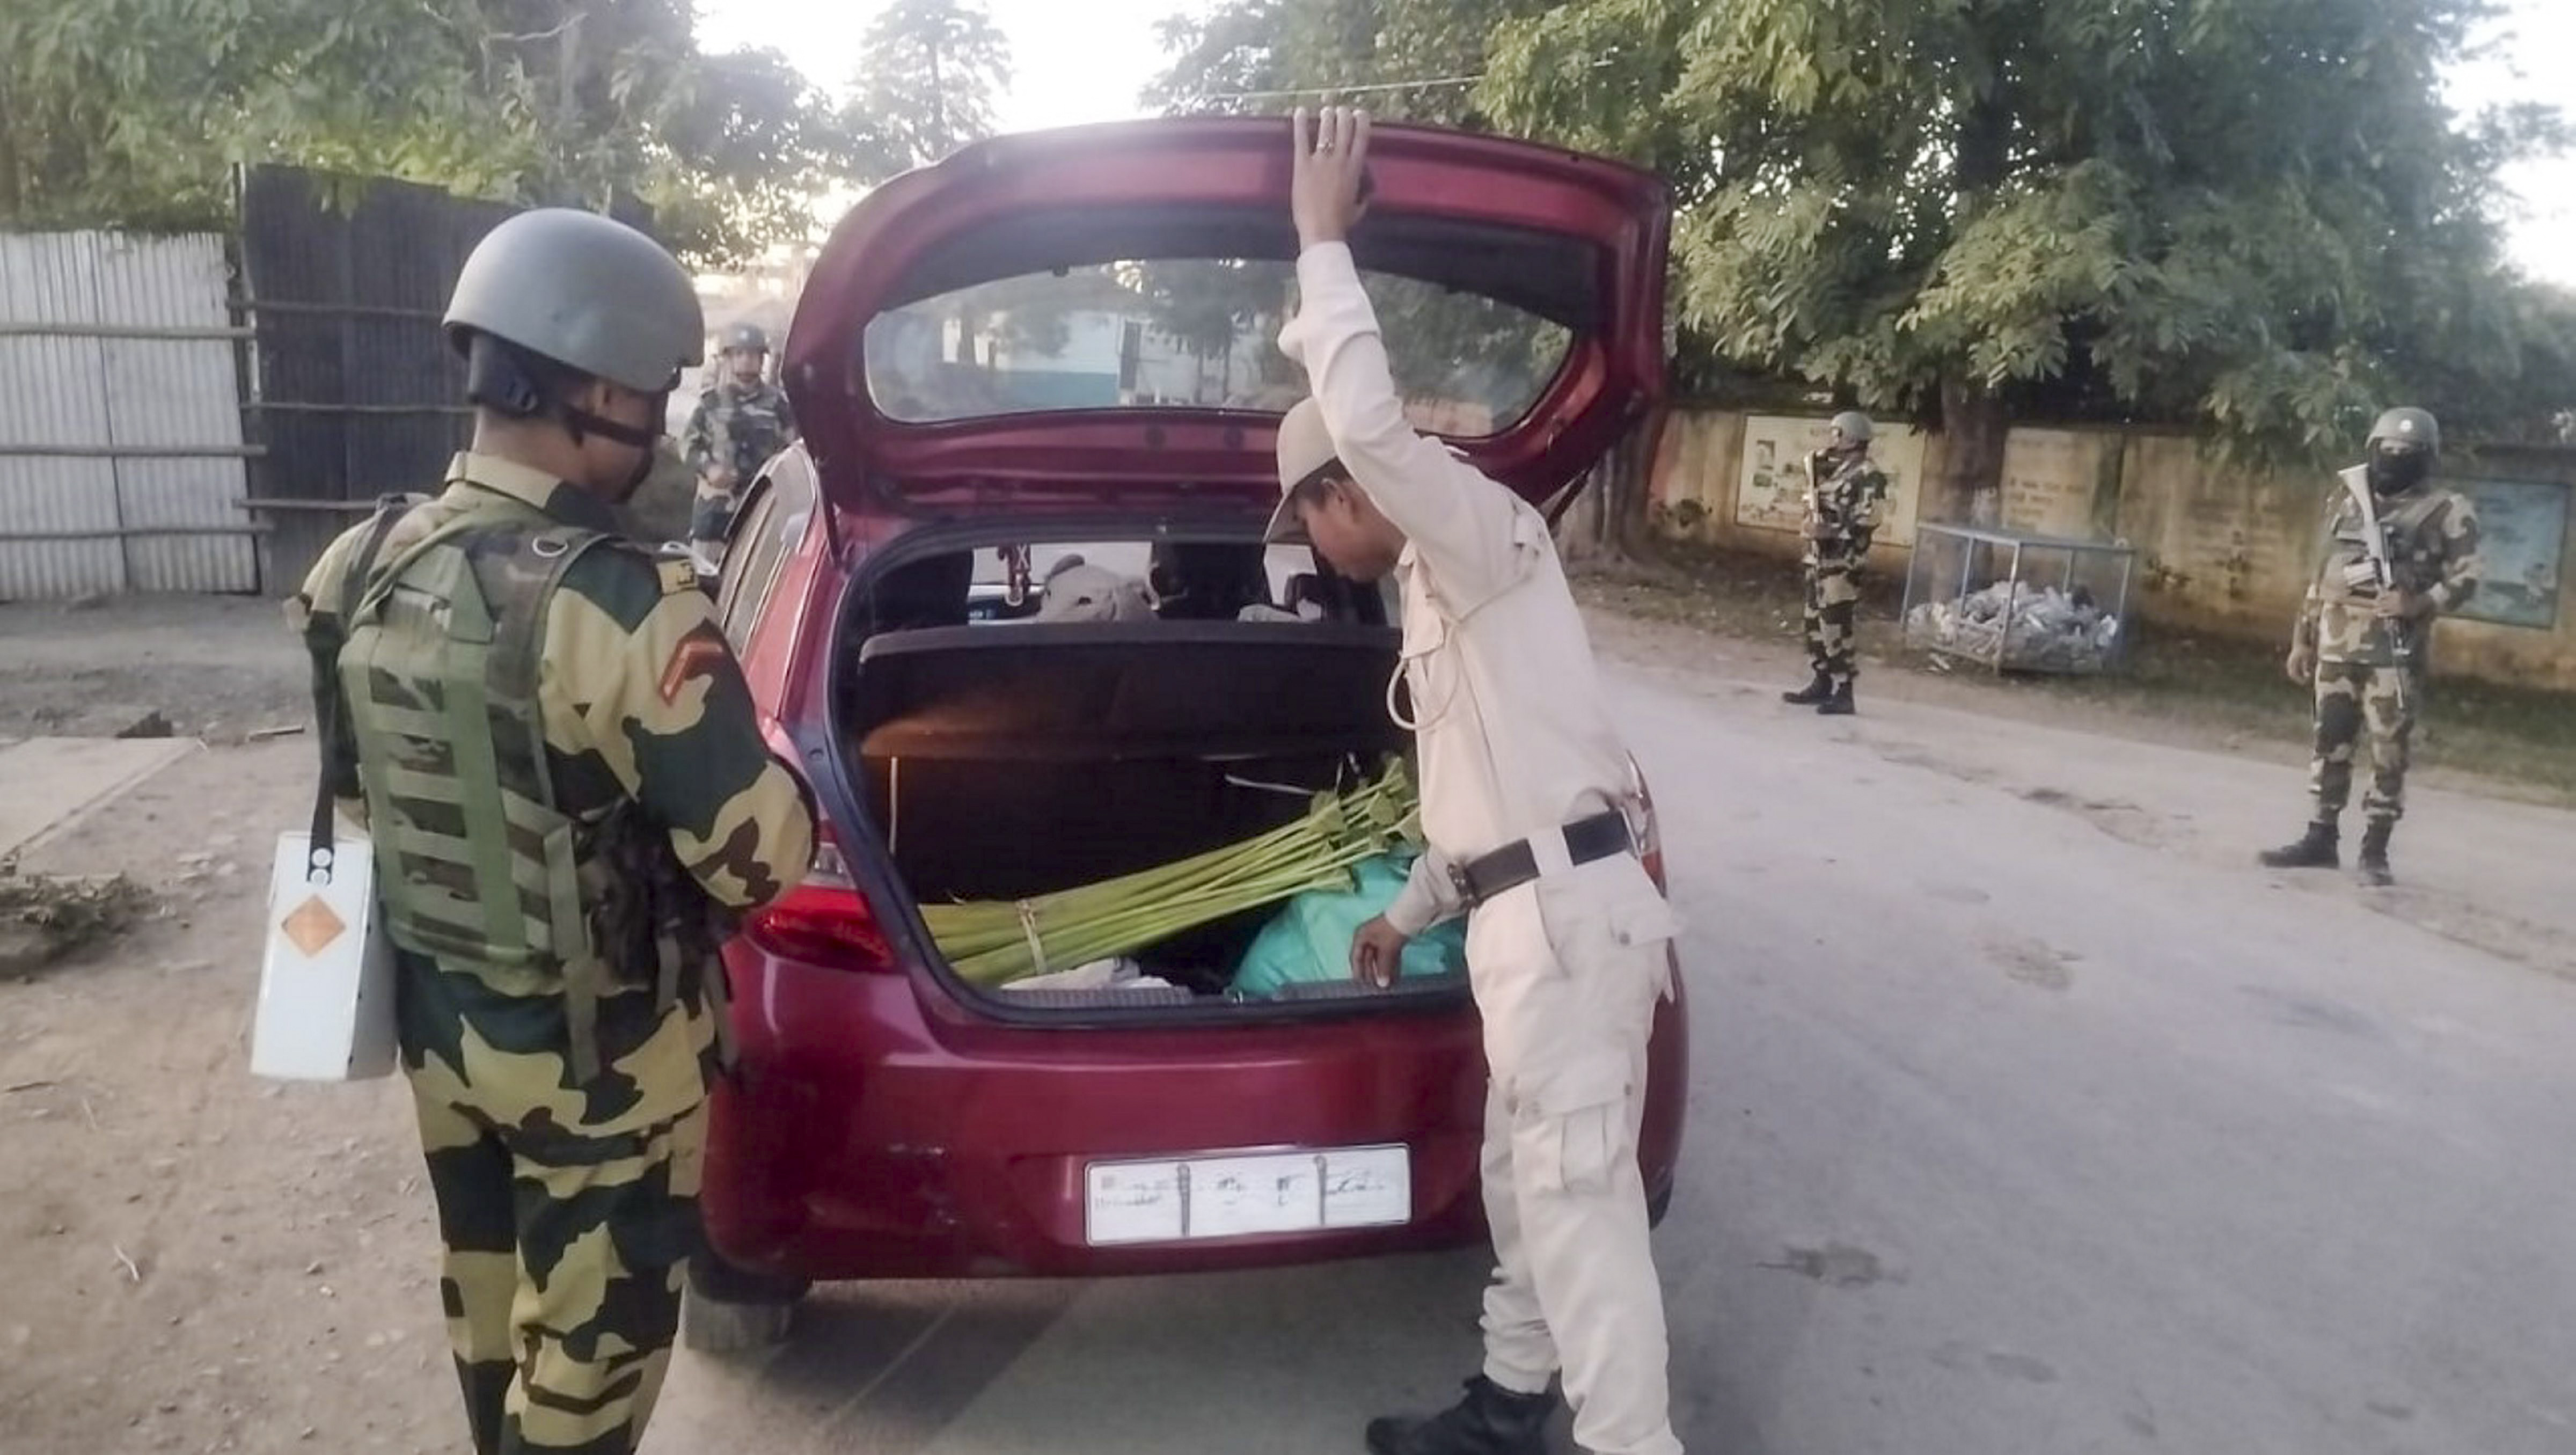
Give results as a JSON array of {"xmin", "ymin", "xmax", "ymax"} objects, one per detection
[{"xmin": 1291, "ymin": 106, "xmax": 1373, "ymax": 249}]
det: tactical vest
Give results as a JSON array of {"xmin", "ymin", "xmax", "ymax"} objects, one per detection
[{"xmin": 337, "ymin": 498, "xmax": 642, "ymax": 1079}]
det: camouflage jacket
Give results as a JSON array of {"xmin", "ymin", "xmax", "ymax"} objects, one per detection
[
  {"xmin": 2297, "ymin": 471, "xmax": 2482, "ymax": 667},
  {"xmin": 292, "ymin": 452, "xmax": 815, "ymax": 1128},
  {"xmin": 1805, "ymin": 452, "xmax": 1889, "ymax": 570},
  {"xmin": 681, "ymin": 380, "xmax": 797, "ymax": 492}
]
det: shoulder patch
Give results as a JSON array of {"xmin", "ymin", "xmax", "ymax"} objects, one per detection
[
  {"xmin": 657, "ymin": 558, "xmax": 698, "ymax": 596},
  {"xmin": 657, "ymin": 623, "xmax": 732, "ymax": 706}
]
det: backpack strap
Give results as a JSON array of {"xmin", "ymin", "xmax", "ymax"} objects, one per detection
[{"xmin": 307, "ymin": 496, "xmax": 412, "ymax": 884}]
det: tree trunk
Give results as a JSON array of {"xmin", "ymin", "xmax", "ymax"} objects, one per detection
[
  {"xmin": 1930, "ymin": 377, "xmax": 2009, "ymax": 527},
  {"xmin": 1558, "ymin": 413, "xmax": 1659, "ymax": 563},
  {"xmin": 930, "ymin": 41, "xmax": 948, "ymax": 159},
  {"xmin": 0, "ymin": 74, "xmax": 22, "ymax": 220},
  {"xmin": 1929, "ymin": 71, "xmax": 2015, "ymax": 528}
]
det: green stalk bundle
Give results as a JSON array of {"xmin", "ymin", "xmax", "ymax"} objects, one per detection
[{"xmin": 921, "ymin": 759, "xmax": 1420, "ymax": 988}]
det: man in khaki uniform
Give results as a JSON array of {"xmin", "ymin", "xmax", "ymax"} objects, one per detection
[
  {"xmin": 292, "ymin": 209, "xmax": 814, "ymax": 1455},
  {"xmin": 1268, "ymin": 108, "xmax": 1684, "ymax": 1455}
]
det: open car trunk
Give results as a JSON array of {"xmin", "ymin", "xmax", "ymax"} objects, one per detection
[{"xmin": 843, "ymin": 619, "xmax": 1460, "ymax": 1014}]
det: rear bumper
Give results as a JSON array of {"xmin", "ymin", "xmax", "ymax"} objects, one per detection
[{"xmin": 703, "ymin": 946, "xmax": 1689, "ymax": 1281}]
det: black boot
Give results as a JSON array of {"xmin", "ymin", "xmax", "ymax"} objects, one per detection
[
  {"xmin": 1365, "ymin": 1376, "xmax": 1555, "ymax": 1455},
  {"xmin": 1782, "ymin": 670, "xmax": 1832, "ymax": 705},
  {"xmin": 2258, "ymin": 821, "xmax": 2339, "ymax": 869},
  {"xmin": 2358, "ymin": 822, "xmax": 2394, "ymax": 887},
  {"xmin": 1816, "ymin": 679, "xmax": 1855, "ymax": 716}
]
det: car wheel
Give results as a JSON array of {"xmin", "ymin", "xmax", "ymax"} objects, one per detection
[{"xmin": 682, "ymin": 1253, "xmax": 810, "ymax": 1355}]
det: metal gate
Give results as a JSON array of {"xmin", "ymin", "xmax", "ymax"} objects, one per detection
[
  {"xmin": 235, "ymin": 165, "xmax": 519, "ymax": 594},
  {"xmin": 0, "ymin": 231, "xmax": 261, "ymax": 598},
  {"xmin": 236, "ymin": 167, "xmax": 656, "ymax": 593}
]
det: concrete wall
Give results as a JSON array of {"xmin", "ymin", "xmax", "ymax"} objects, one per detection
[{"xmin": 1643, "ymin": 407, "xmax": 2576, "ymax": 690}]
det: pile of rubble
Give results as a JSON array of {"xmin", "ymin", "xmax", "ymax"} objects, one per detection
[{"xmin": 1906, "ymin": 582, "xmax": 2123, "ymax": 673}]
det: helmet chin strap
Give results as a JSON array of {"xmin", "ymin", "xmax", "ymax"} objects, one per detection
[
  {"xmin": 558, "ymin": 397, "xmax": 665, "ymax": 497},
  {"xmin": 558, "ymin": 402, "xmax": 657, "ymax": 452}
]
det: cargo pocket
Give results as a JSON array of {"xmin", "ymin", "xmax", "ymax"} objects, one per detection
[
  {"xmin": 1536, "ymin": 858, "xmax": 1680, "ymax": 967},
  {"xmin": 1529, "ymin": 1053, "xmax": 1635, "ymax": 1197}
]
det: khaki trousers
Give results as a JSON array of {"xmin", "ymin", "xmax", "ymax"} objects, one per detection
[{"xmin": 1465, "ymin": 854, "xmax": 1682, "ymax": 1455}]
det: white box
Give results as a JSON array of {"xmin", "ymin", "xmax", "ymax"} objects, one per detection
[{"xmin": 250, "ymin": 830, "xmax": 397, "ymax": 1081}]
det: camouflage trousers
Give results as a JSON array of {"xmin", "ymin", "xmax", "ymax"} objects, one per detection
[
  {"xmin": 399, "ymin": 957, "xmax": 713, "ymax": 1455},
  {"xmin": 687, "ymin": 478, "xmax": 740, "ymax": 551},
  {"xmin": 2309, "ymin": 659, "xmax": 2418, "ymax": 828},
  {"xmin": 1803, "ymin": 562, "xmax": 1862, "ymax": 686}
]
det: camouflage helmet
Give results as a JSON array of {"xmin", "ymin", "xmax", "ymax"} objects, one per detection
[
  {"xmin": 2367, "ymin": 406, "xmax": 2440, "ymax": 456},
  {"xmin": 443, "ymin": 208, "xmax": 702, "ymax": 394},
  {"xmin": 722, "ymin": 322, "xmax": 771, "ymax": 356},
  {"xmin": 1830, "ymin": 411, "xmax": 1875, "ymax": 448}
]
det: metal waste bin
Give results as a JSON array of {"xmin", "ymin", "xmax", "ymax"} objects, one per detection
[{"xmin": 1901, "ymin": 523, "xmax": 2138, "ymax": 674}]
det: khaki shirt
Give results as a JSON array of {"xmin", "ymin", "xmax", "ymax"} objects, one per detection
[{"xmin": 1279, "ymin": 244, "xmax": 1634, "ymax": 937}]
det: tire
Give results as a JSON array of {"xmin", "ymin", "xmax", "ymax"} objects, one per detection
[{"xmin": 682, "ymin": 1252, "xmax": 810, "ymax": 1355}]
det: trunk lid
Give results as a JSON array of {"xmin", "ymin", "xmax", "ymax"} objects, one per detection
[{"xmin": 782, "ymin": 117, "xmax": 1671, "ymax": 518}]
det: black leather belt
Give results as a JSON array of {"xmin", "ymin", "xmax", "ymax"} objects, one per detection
[{"xmin": 1449, "ymin": 810, "xmax": 1635, "ymax": 909}]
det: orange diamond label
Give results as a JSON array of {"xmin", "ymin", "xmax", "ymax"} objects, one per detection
[{"xmin": 280, "ymin": 896, "xmax": 347, "ymax": 957}]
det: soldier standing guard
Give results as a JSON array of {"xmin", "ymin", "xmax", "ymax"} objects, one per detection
[
  {"xmin": 290, "ymin": 209, "xmax": 815, "ymax": 1455},
  {"xmin": 1781, "ymin": 412, "xmax": 1888, "ymax": 716},
  {"xmin": 2260, "ymin": 406, "xmax": 2480, "ymax": 887},
  {"xmin": 1268, "ymin": 107, "xmax": 1685, "ymax": 1455},
  {"xmin": 681, "ymin": 322, "xmax": 798, "ymax": 561}
]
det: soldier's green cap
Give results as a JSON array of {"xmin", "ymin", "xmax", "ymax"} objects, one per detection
[
  {"xmin": 1830, "ymin": 411, "xmax": 1874, "ymax": 446},
  {"xmin": 444, "ymin": 209, "xmax": 704, "ymax": 396}
]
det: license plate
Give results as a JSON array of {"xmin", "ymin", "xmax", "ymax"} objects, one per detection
[{"xmin": 1085, "ymin": 1145, "xmax": 1411, "ymax": 1246}]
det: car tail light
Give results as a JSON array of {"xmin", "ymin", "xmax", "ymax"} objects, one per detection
[
  {"xmin": 742, "ymin": 832, "xmax": 899, "ymax": 973},
  {"xmin": 1629, "ymin": 759, "xmax": 1667, "ymax": 892}
]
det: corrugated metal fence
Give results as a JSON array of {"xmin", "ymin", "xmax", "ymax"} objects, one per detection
[{"xmin": 0, "ymin": 232, "xmax": 260, "ymax": 598}]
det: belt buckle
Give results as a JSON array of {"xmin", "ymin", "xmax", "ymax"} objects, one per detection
[{"xmin": 1446, "ymin": 859, "xmax": 1480, "ymax": 910}]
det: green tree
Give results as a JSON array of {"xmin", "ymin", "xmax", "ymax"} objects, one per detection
[
  {"xmin": 1145, "ymin": 0, "xmax": 1546, "ymax": 127},
  {"xmin": 0, "ymin": 0, "xmax": 859, "ymax": 266},
  {"xmin": 652, "ymin": 46, "xmax": 869, "ymax": 263},
  {"xmin": 846, "ymin": 0, "xmax": 1012, "ymax": 176},
  {"xmin": 1481, "ymin": 0, "xmax": 2574, "ymax": 516}
]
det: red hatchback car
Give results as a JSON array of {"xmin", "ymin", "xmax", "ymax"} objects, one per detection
[{"xmin": 688, "ymin": 118, "xmax": 1687, "ymax": 1324}]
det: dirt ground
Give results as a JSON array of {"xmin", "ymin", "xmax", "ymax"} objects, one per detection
[{"xmin": 1, "ymin": 581, "xmax": 2570, "ymax": 1455}]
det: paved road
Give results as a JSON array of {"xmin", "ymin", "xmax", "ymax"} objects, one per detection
[{"xmin": 648, "ymin": 659, "xmax": 2576, "ymax": 1455}]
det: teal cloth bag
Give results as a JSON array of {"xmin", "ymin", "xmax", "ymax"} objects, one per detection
[{"xmin": 1233, "ymin": 852, "xmax": 1469, "ymax": 998}]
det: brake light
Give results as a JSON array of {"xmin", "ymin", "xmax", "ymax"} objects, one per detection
[
  {"xmin": 743, "ymin": 833, "xmax": 898, "ymax": 972},
  {"xmin": 1630, "ymin": 759, "xmax": 1667, "ymax": 892}
]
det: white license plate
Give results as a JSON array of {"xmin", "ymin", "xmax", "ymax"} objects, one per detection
[{"xmin": 1085, "ymin": 1145, "xmax": 1411, "ymax": 1246}]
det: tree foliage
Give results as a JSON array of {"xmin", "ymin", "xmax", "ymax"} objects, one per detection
[
  {"xmin": 0, "ymin": 0, "xmax": 863, "ymax": 266},
  {"xmin": 847, "ymin": 0, "xmax": 1013, "ymax": 176},
  {"xmin": 1481, "ymin": 0, "xmax": 2572, "ymax": 496},
  {"xmin": 1150, "ymin": 0, "xmax": 2574, "ymax": 511}
]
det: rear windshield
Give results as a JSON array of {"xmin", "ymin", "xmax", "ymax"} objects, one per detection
[{"xmin": 862, "ymin": 260, "xmax": 1572, "ymax": 436}]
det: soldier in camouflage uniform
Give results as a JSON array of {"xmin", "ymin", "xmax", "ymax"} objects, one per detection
[
  {"xmin": 2260, "ymin": 406, "xmax": 2480, "ymax": 887},
  {"xmin": 1782, "ymin": 411, "xmax": 1890, "ymax": 716},
  {"xmin": 680, "ymin": 322, "xmax": 797, "ymax": 560},
  {"xmin": 291, "ymin": 209, "xmax": 815, "ymax": 1455}
]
